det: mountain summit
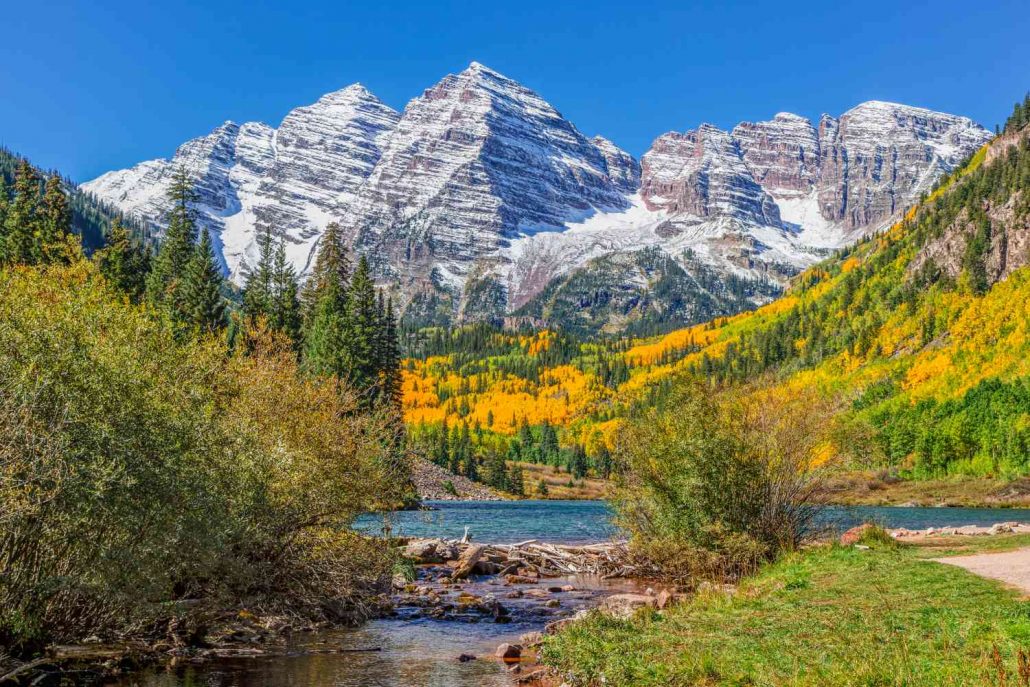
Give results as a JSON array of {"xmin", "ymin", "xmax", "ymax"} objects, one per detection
[{"xmin": 82, "ymin": 65, "xmax": 991, "ymax": 332}]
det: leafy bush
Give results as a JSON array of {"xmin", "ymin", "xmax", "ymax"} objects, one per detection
[
  {"xmin": 0, "ymin": 263, "xmax": 407, "ymax": 652},
  {"xmin": 612, "ymin": 381, "xmax": 833, "ymax": 583}
]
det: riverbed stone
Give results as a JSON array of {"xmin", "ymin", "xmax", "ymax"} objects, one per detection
[
  {"xmin": 495, "ymin": 643, "xmax": 523, "ymax": 663},
  {"xmin": 403, "ymin": 539, "xmax": 444, "ymax": 563},
  {"xmin": 452, "ymin": 544, "xmax": 487, "ymax": 580}
]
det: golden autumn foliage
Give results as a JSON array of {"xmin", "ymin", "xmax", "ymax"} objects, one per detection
[{"xmin": 403, "ymin": 133, "xmax": 1030, "ymax": 480}]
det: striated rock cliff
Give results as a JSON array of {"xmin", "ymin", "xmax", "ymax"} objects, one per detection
[{"xmin": 83, "ymin": 63, "xmax": 991, "ymax": 334}]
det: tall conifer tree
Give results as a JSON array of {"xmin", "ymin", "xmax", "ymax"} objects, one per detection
[
  {"xmin": 95, "ymin": 218, "xmax": 150, "ymax": 300},
  {"xmin": 38, "ymin": 175, "xmax": 73, "ymax": 263},
  {"xmin": 270, "ymin": 238, "xmax": 302, "ymax": 345},
  {"xmin": 242, "ymin": 227, "xmax": 274, "ymax": 320},
  {"xmin": 301, "ymin": 221, "xmax": 350, "ymax": 328},
  {"xmin": 146, "ymin": 166, "xmax": 199, "ymax": 314},
  {"xmin": 347, "ymin": 254, "xmax": 379, "ymax": 392},
  {"xmin": 182, "ymin": 229, "xmax": 226, "ymax": 333},
  {"xmin": 0, "ymin": 175, "xmax": 10, "ymax": 259},
  {"xmin": 302, "ymin": 223, "xmax": 352, "ymax": 378},
  {"xmin": 4, "ymin": 160, "xmax": 41, "ymax": 265},
  {"xmin": 379, "ymin": 296, "xmax": 403, "ymax": 409}
]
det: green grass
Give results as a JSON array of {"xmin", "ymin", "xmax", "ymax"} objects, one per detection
[{"xmin": 542, "ymin": 544, "xmax": 1030, "ymax": 686}]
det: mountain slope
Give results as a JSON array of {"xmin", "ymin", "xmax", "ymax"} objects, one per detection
[
  {"xmin": 82, "ymin": 63, "xmax": 991, "ymax": 334},
  {"xmin": 401, "ymin": 111, "xmax": 1030, "ymax": 480},
  {"xmin": 1, "ymin": 146, "xmax": 142, "ymax": 251}
]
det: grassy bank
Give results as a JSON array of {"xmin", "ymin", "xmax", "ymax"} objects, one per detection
[
  {"xmin": 542, "ymin": 540, "xmax": 1030, "ymax": 686},
  {"xmin": 824, "ymin": 474, "xmax": 1030, "ymax": 508}
]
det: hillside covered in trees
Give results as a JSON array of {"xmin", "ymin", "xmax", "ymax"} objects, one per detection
[{"xmin": 401, "ymin": 96, "xmax": 1030, "ymax": 489}]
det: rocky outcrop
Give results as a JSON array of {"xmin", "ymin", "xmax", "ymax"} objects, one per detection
[
  {"xmin": 409, "ymin": 458, "xmax": 504, "ymax": 501},
  {"xmin": 815, "ymin": 102, "xmax": 988, "ymax": 231},
  {"xmin": 593, "ymin": 135, "xmax": 641, "ymax": 192},
  {"xmin": 732, "ymin": 112, "xmax": 820, "ymax": 195},
  {"xmin": 641, "ymin": 124, "xmax": 781, "ymax": 226}
]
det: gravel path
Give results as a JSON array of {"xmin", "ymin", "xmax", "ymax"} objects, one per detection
[{"xmin": 933, "ymin": 548, "xmax": 1030, "ymax": 593}]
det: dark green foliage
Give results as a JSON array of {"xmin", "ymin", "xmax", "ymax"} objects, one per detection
[
  {"xmin": 873, "ymin": 378, "xmax": 1030, "ymax": 478},
  {"xmin": 0, "ymin": 146, "xmax": 142, "ymax": 254},
  {"xmin": 377, "ymin": 295, "xmax": 403, "ymax": 409},
  {"xmin": 1003, "ymin": 92, "xmax": 1030, "ymax": 134},
  {"xmin": 301, "ymin": 224, "xmax": 402, "ymax": 407},
  {"xmin": 146, "ymin": 166, "xmax": 200, "ymax": 316},
  {"xmin": 243, "ymin": 228, "xmax": 275, "ymax": 319},
  {"xmin": 270, "ymin": 239, "xmax": 302, "ymax": 344},
  {"xmin": 3, "ymin": 160, "xmax": 41, "ymax": 264},
  {"xmin": 301, "ymin": 221, "xmax": 350, "ymax": 327},
  {"xmin": 515, "ymin": 246, "xmax": 784, "ymax": 339},
  {"xmin": 94, "ymin": 219, "xmax": 150, "ymax": 301},
  {"xmin": 243, "ymin": 229, "xmax": 301, "ymax": 345},
  {"xmin": 347, "ymin": 255, "xmax": 380, "ymax": 392},
  {"xmin": 37, "ymin": 175, "xmax": 73, "ymax": 263},
  {"xmin": 182, "ymin": 230, "xmax": 226, "ymax": 333}
]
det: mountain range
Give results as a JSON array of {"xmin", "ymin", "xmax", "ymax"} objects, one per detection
[{"xmin": 82, "ymin": 62, "xmax": 991, "ymax": 333}]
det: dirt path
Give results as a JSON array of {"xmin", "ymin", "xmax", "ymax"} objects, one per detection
[{"xmin": 933, "ymin": 547, "xmax": 1030, "ymax": 593}]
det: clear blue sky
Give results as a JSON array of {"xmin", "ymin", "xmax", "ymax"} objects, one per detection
[{"xmin": 2, "ymin": 0, "xmax": 1026, "ymax": 182}]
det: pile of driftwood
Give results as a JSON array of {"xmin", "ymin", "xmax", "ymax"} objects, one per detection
[
  {"xmin": 401, "ymin": 537, "xmax": 632, "ymax": 579},
  {"xmin": 492, "ymin": 539, "xmax": 630, "ymax": 578}
]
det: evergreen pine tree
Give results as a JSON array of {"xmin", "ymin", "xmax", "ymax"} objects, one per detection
[
  {"xmin": 146, "ymin": 166, "xmax": 199, "ymax": 315},
  {"xmin": 436, "ymin": 419, "xmax": 450, "ymax": 467},
  {"xmin": 242, "ymin": 227, "xmax": 274, "ymax": 320},
  {"xmin": 182, "ymin": 229, "xmax": 226, "ymax": 333},
  {"xmin": 0, "ymin": 175, "xmax": 9, "ymax": 259},
  {"xmin": 4, "ymin": 160, "xmax": 41, "ymax": 265},
  {"xmin": 448, "ymin": 424, "xmax": 462, "ymax": 474},
  {"xmin": 302, "ymin": 224, "xmax": 351, "ymax": 378},
  {"xmin": 378, "ymin": 296, "xmax": 403, "ymax": 409},
  {"xmin": 301, "ymin": 221, "xmax": 350, "ymax": 328},
  {"xmin": 460, "ymin": 423, "xmax": 477, "ymax": 480},
  {"xmin": 270, "ymin": 238, "xmax": 302, "ymax": 346},
  {"xmin": 346, "ymin": 254, "xmax": 379, "ymax": 392},
  {"xmin": 95, "ymin": 218, "xmax": 149, "ymax": 300},
  {"xmin": 508, "ymin": 461, "xmax": 524, "ymax": 496},
  {"xmin": 38, "ymin": 175, "xmax": 73, "ymax": 263}
]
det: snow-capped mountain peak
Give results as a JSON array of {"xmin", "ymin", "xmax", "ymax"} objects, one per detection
[{"xmin": 82, "ymin": 67, "xmax": 992, "ymax": 332}]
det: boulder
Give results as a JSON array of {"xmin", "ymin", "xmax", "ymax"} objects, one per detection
[
  {"xmin": 655, "ymin": 589, "xmax": 673, "ymax": 610},
  {"xmin": 495, "ymin": 643, "xmax": 523, "ymax": 663},
  {"xmin": 598, "ymin": 593, "xmax": 658, "ymax": 620},
  {"xmin": 452, "ymin": 544, "xmax": 486, "ymax": 580},
  {"xmin": 403, "ymin": 539, "xmax": 444, "ymax": 563}
]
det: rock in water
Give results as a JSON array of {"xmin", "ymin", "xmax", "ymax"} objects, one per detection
[
  {"xmin": 451, "ymin": 544, "xmax": 486, "ymax": 580},
  {"xmin": 495, "ymin": 643, "xmax": 523, "ymax": 663}
]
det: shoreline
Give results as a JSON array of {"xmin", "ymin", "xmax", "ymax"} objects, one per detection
[{"xmin": 8, "ymin": 521, "xmax": 1030, "ymax": 686}]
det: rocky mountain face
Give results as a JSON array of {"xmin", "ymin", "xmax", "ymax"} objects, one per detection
[
  {"xmin": 83, "ymin": 85, "xmax": 399, "ymax": 276},
  {"xmin": 83, "ymin": 64, "xmax": 992, "ymax": 335}
]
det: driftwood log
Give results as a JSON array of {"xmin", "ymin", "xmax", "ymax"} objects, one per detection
[{"xmin": 402, "ymin": 538, "xmax": 633, "ymax": 578}]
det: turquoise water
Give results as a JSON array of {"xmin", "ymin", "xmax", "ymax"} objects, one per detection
[{"xmin": 355, "ymin": 500, "xmax": 1030, "ymax": 544}]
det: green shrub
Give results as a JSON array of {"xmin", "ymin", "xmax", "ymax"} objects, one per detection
[
  {"xmin": 0, "ymin": 263, "xmax": 406, "ymax": 652},
  {"xmin": 613, "ymin": 381, "xmax": 833, "ymax": 583}
]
